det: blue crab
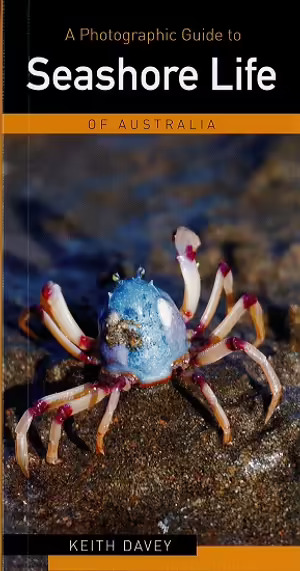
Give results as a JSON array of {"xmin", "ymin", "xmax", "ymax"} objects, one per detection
[{"xmin": 16, "ymin": 227, "xmax": 282, "ymax": 476}]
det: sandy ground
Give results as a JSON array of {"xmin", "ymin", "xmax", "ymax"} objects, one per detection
[{"xmin": 3, "ymin": 135, "xmax": 300, "ymax": 569}]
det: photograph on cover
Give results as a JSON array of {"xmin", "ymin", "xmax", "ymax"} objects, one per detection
[{"xmin": 3, "ymin": 135, "xmax": 300, "ymax": 548}]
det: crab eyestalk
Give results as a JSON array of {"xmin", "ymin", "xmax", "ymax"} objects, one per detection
[
  {"xmin": 136, "ymin": 266, "xmax": 146, "ymax": 278},
  {"xmin": 174, "ymin": 226, "xmax": 201, "ymax": 322}
]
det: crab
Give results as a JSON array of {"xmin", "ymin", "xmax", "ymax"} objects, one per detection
[{"xmin": 16, "ymin": 227, "xmax": 282, "ymax": 477}]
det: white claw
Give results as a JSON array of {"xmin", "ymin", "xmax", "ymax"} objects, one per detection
[
  {"xmin": 174, "ymin": 226, "xmax": 201, "ymax": 257},
  {"xmin": 174, "ymin": 226, "xmax": 201, "ymax": 321}
]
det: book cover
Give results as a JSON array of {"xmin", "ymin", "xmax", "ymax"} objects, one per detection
[{"xmin": 1, "ymin": 4, "xmax": 300, "ymax": 571}]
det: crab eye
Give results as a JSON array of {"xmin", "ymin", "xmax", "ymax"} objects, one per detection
[{"xmin": 157, "ymin": 298, "xmax": 173, "ymax": 328}]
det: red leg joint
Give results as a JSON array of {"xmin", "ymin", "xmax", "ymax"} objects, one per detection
[
  {"xmin": 219, "ymin": 261, "xmax": 231, "ymax": 277},
  {"xmin": 29, "ymin": 400, "xmax": 49, "ymax": 418},
  {"xmin": 55, "ymin": 403, "xmax": 73, "ymax": 424},
  {"xmin": 226, "ymin": 337, "xmax": 246, "ymax": 351},
  {"xmin": 243, "ymin": 293, "xmax": 258, "ymax": 309},
  {"xmin": 192, "ymin": 372, "xmax": 206, "ymax": 389},
  {"xmin": 41, "ymin": 282, "xmax": 53, "ymax": 301}
]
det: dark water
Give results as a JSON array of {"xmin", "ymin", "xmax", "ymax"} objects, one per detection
[{"xmin": 6, "ymin": 134, "xmax": 294, "ymax": 347}]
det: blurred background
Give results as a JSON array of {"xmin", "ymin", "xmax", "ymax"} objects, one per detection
[{"xmin": 4, "ymin": 135, "xmax": 300, "ymax": 346}]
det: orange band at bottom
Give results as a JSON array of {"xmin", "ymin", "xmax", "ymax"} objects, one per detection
[{"xmin": 48, "ymin": 546, "xmax": 300, "ymax": 571}]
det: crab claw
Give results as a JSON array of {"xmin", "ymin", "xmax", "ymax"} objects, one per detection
[
  {"xmin": 174, "ymin": 226, "xmax": 201, "ymax": 322},
  {"xmin": 15, "ymin": 410, "xmax": 33, "ymax": 477}
]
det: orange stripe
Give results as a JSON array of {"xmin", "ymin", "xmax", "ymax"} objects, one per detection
[
  {"xmin": 48, "ymin": 546, "xmax": 300, "ymax": 571},
  {"xmin": 2, "ymin": 114, "xmax": 300, "ymax": 134}
]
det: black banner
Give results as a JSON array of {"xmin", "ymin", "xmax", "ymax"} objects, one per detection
[
  {"xmin": 3, "ymin": 3, "xmax": 299, "ymax": 113},
  {"xmin": 3, "ymin": 534, "xmax": 197, "ymax": 556}
]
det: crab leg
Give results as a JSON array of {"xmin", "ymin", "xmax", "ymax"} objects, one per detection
[
  {"xmin": 193, "ymin": 262, "xmax": 234, "ymax": 336},
  {"xmin": 46, "ymin": 388, "xmax": 108, "ymax": 465},
  {"xmin": 207, "ymin": 294, "xmax": 265, "ymax": 348},
  {"xmin": 15, "ymin": 383, "xmax": 95, "ymax": 477},
  {"xmin": 174, "ymin": 226, "xmax": 201, "ymax": 322},
  {"xmin": 96, "ymin": 375, "xmax": 133, "ymax": 454},
  {"xmin": 39, "ymin": 307, "xmax": 100, "ymax": 364},
  {"xmin": 178, "ymin": 369, "xmax": 232, "ymax": 444},
  {"xmin": 40, "ymin": 282, "xmax": 96, "ymax": 350},
  {"xmin": 48, "ymin": 376, "xmax": 132, "ymax": 463},
  {"xmin": 192, "ymin": 372, "xmax": 232, "ymax": 444},
  {"xmin": 195, "ymin": 337, "xmax": 282, "ymax": 423},
  {"xmin": 96, "ymin": 390, "xmax": 121, "ymax": 454}
]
